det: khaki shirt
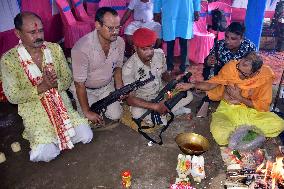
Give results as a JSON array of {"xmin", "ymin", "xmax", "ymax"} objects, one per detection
[
  {"xmin": 122, "ymin": 49, "xmax": 167, "ymax": 100},
  {"xmin": 71, "ymin": 30, "xmax": 125, "ymax": 88}
]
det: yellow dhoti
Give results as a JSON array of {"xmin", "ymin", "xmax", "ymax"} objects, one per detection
[{"xmin": 210, "ymin": 101, "xmax": 284, "ymax": 145}]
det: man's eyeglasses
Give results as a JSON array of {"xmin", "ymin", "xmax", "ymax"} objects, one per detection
[
  {"xmin": 102, "ymin": 23, "xmax": 121, "ymax": 33},
  {"xmin": 236, "ymin": 63, "xmax": 254, "ymax": 78}
]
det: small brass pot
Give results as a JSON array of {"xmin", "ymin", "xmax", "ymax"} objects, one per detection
[{"xmin": 175, "ymin": 132, "xmax": 210, "ymax": 155}]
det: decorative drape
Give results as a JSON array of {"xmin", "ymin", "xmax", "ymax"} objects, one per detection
[
  {"xmin": 232, "ymin": 0, "xmax": 279, "ymax": 11},
  {"xmin": 51, "ymin": 0, "xmax": 59, "ymax": 15},
  {"xmin": 21, "ymin": 0, "xmax": 51, "ymax": 19},
  {"xmin": 0, "ymin": 0, "xmax": 20, "ymax": 32},
  {"xmin": 0, "ymin": 0, "xmax": 63, "ymax": 57}
]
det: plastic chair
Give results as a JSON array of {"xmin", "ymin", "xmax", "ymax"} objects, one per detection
[
  {"xmin": 98, "ymin": 0, "xmax": 128, "ymax": 35},
  {"xmin": 162, "ymin": 40, "xmax": 181, "ymax": 57},
  {"xmin": 0, "ymin": 30, "xmax": 18, "ymax": 57},
  {"xmin": 231, "ymin": 7, "xmax": 246, "ymax": 23},
  {"xmin": 163, "ymin": 1, "xmax": 210, "ymax": 58},
  {"xmin": 188, "ymin": 3, "xmax": 215, "ymax": 64},
  {"xmin": 231, "ymin": 7, "xmax": 275, "ymax": 23},
  {"xmin": 55, "ymin": 0, "xmax": 92, "ymax": 48},
  {"xmin": 22, "ymin": 0, "xmax": 63, "ymax": 43},
  {"xmin": 71, "ymin": 0, "xmax": 96, "ymax": 29},
  {"xmin": 218, "ymin": 0, "xmax": 233, "ymax": 6},
  {"xmin": 98, "ymin": 0, "xmax": 127, "ymax": 18},
  {"xmin": 208, "ymin": 2, "xmax": 232, "ymax": 40},
  {"xmin": 21, "ymin": 0, "xmax": 51, "ymax": 20},
  {"xmin": 85, "ymin": 0, "xmax": 100, "ymax": 18}
]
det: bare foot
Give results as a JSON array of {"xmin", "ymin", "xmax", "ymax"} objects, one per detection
[{"xmin": 196, "ymin": 102, "xmax": 209, "ymax": 118}]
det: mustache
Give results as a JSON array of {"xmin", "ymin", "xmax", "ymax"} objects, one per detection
[{"xmin": 34, "ymin": 38, "xmax": 43, "ymax": 43}]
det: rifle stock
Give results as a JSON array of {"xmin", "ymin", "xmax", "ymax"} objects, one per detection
[
  {"xmin": 164, "ymin": 91, "xmax": 187, "ymax": 110},
  {"xmin": 90, "ymin": 72, "xmax": 155, "ymax": 114}
]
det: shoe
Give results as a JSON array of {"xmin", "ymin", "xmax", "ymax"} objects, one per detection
[
  {"xmin": 196, "ymin": 101, "xmax": 209, "ymax": 118},
  {"xmin": 173, "ymin": 107, "xmax": 191, "ymax": 116}
]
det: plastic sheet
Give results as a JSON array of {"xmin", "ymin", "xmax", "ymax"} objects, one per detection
[{"xmin": 228, "ymin": 125, "xmax": 266, "ymax": 151}]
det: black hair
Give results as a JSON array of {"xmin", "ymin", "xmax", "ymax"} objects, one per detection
[
  {"xmin": 95, "ymin": 7, "xmax": 118, "ymax": 24},
  {"xmin": 226, "ymin": 22, "xmax": 245, "ymax": 37},
  {"xmin": 244, "ymin": 52, "xmax": 263, "ymax": 73},
  {"xmin": 14, "ymin": 12, "xmax": 42, "ymax": 30}
]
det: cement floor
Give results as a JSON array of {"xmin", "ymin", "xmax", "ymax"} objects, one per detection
[{"xmin": 0, "ymin": 93, "xmax": 282, "ymax": 189}]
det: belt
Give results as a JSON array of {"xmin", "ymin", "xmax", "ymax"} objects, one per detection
[
  {"xmin": 85, "ymin": 82, "xmax": 110, "ymax": 90},
  {"xmin": 85, "ymin": 86, "xmax": 101, "ymax": 90}
]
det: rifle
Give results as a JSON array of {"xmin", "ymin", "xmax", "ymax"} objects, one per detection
[
  {"xmin": 90, "ymin": 72, "xmax": 155, "ymax": 114},
  {"xmin": 133, "ymin": 72, "xmax": 192, "ymax": 145}
]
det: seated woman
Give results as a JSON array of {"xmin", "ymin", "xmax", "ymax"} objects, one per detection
[
  {"xmin": 197, "ymin": 22, "xmax": 256, "ymax": 118},
  {"xmin": 176, "ymin": 52, "xmax": 284, "ymax": 145}
]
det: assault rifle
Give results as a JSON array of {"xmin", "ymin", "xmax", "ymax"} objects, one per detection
[
  {"xmin": 133, "ymin": 72, "xmax": 192, "ymax": 145},
  {"xmin": 90, "ymin": 72, "xmax": 155, "ymax": 115}
]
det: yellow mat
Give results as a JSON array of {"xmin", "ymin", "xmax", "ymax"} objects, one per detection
[{"xmin": 120, "ymin": 104, "xmax": 161, "ymax": 133}]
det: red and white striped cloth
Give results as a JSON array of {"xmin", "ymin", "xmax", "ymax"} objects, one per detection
[{"xmin": 17, "ymin": 41, "xmax": 75, "ymax": 150}]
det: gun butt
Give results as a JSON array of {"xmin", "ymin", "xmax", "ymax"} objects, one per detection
[
  {"xmin": 181, "ymin": 72, "xmax": 192, "ymax": 83},
  {"xmin": 164, "ymin": 91, "xmax": 187, "ymax": 110}
]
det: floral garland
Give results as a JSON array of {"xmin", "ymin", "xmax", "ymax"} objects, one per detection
[{"xmin": 17, "ymin": 41, "xmax": 75, "ymax": 150}]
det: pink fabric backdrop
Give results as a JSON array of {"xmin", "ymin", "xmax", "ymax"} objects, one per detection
[
  {"xmin": 85, "ymin": 0, "xmax": 100, "ymax": 18},
  {"xmin": 0, "ymin": 30, "xmax": 18, "ymax": 58},
  {"xmin": 162, "ymin": 39, "xmax": 181, "ymax": 57},
  {"xmin": 22, "ymin": 0, "xmax": 51, "ymax": 19},
  {"xmin": 188, "ymin": 2, "xmax": 215, "ymax": 64},
  {"xmin": 21, "ymin": 0, "xmax": 64, "ymax": 44},
  {"xmin": 71, "ymin": 0, "xmax": 96, "ymax": 29},
  {"xmin": 208, "ymin": 2, "xmax": 232, "ymax": 40},
  {"xmin": 231, "ymin": 7, "xmax": 275, "ymax": 23},
  {"xmin": 99, "ymin": 0, "xmax": 127, "ymax": 17},
  {"xmin": 217, "ymin": 0, "xmax": 233, "ymax": 5},
  {"xmin": 55, "ymin": 0, "xmax": 92, "ymax": 48},
  {"xmin": 0, "ymin": 0, "xmax": 63, "ymax": 57},
  {"xmin": 98, "ymin": 0, "xmax": 129, "ymax": 36},
  {"xmin": 99, "ymin": 0, "xmax": 126, "ymax": 7}
]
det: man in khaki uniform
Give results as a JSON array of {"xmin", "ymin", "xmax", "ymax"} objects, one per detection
[
  {"xmin": 70, "ymin": 7, "xmax": 125, "ymax": 124},
  {"xmin": 122, "ymin": 28, "xmax": 193, "ymax": 125}
]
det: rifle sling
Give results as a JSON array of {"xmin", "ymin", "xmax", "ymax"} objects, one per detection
[
  {"xmin": 132, "ymin": 110, "xmax": 161, "ymax": 130},
  {"xmin": 135, "ymin": 112, "xmax": 175, "ymax": 145},
  {"xmin": 132, "ymin": 72, "xmax": 192, "ymax": 144}
]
